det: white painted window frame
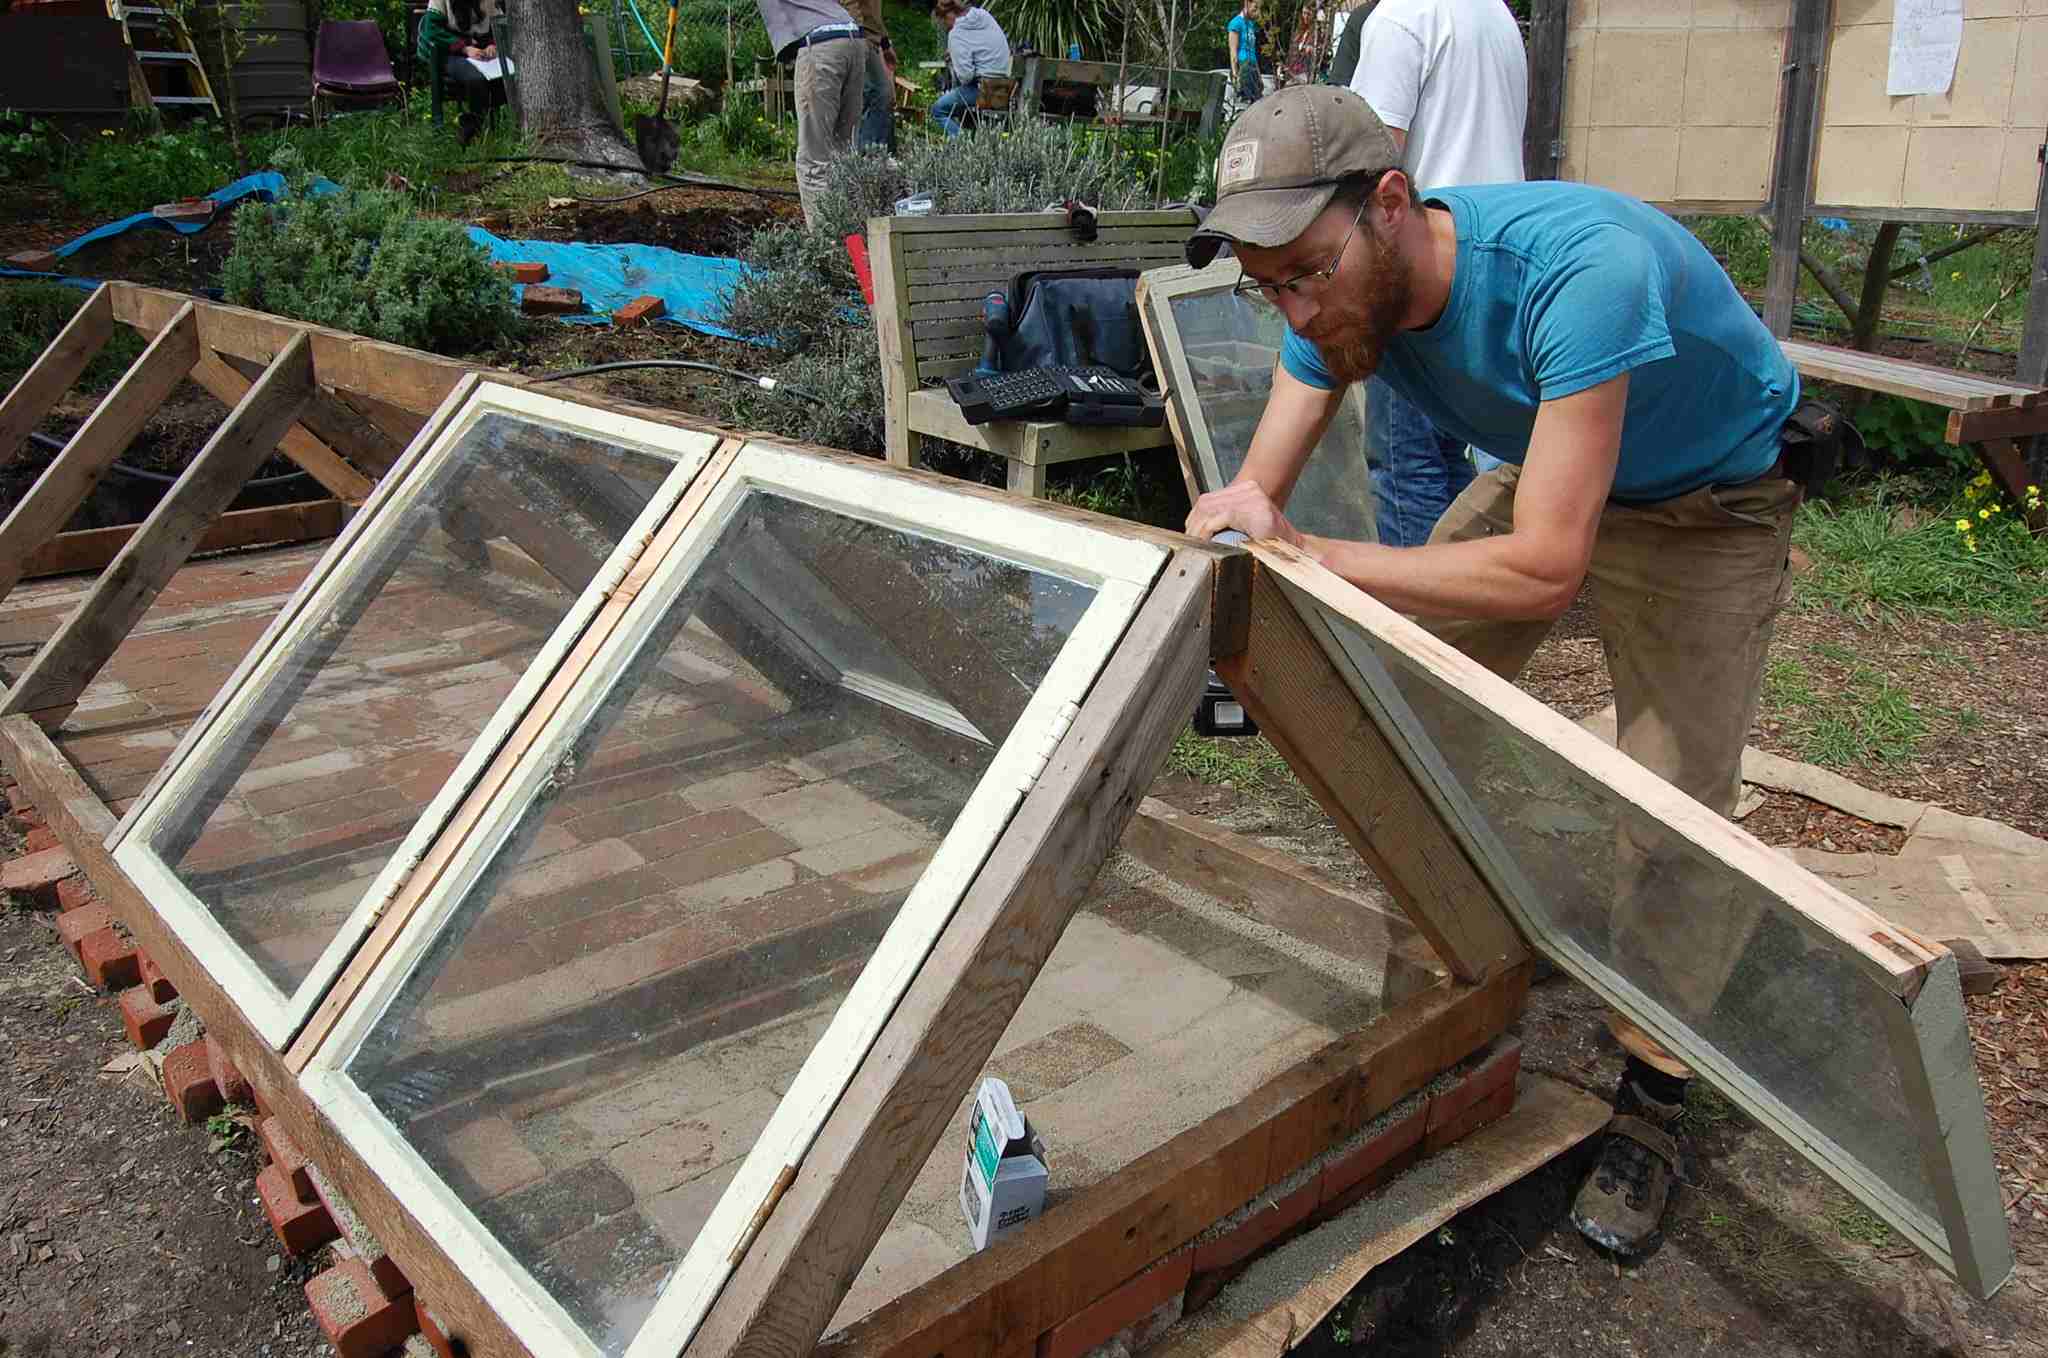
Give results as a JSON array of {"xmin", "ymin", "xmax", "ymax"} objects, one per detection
[
  {"xmin": 1263, "ymin": 557, "xmax": 2013, "ymax": 1299},
  {"xmin": 302, "ymin": 437, "xmax": 1168, "ymax": 1358},
  {"xmin": 108, "ymin": 381, "xmax": 721, "ymax": 1050}
]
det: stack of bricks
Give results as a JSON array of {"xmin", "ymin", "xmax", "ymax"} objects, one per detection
[{"xmin": 1044, "ymin": 1037, "xmax": 1524, "ymax": 1358}]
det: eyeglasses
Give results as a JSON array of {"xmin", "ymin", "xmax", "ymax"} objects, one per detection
[{"xmin": 1230, "ymin": 196, "xmax": 1369, "ymax": 305}]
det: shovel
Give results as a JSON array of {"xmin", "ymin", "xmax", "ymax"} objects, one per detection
[{"xmin": 634, "ymin": 0, "xmax": 684, "ymax": 175}]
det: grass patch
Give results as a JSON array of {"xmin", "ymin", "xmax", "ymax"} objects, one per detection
[
  {"xmin": 1830, "ymin": 1204, "xmax": 1893, "ymax": 1247},
  {"xmin": 1163, "ymin": 729, "xmax": 1295, "ymax": 792},
  {"xmin": 0, "ymin": 281, "xmax": 146, "ymax": 396},
  {"xmin": 1791, "ymin": 478, "xmax": 2048, "ymax": 628},
  {"xmin": 1684, "ymin": 1080, "xmax": 1740, "ymax": 1130},
  {"xmin": 1766, "ymin": 656, "xmax": 1933, "ymax": 768}
]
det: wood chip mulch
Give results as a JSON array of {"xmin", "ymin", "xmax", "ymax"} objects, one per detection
[
  {"xmin": 1966, "ymin": 961, "xmax": 2048, "ymax": 1263},
  {"xmin": 1737, "ymin": 788, "xmax": 1910, "ymax": 855}
]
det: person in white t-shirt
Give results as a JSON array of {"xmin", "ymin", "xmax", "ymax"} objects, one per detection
[{"xmin": 1348, "ymin": 0, "xmax": 1526, "ymax": 545}]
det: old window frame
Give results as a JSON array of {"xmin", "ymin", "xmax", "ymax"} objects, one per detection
[
  {"xmin": 107, "ymin": 381, "xmax": 722, "ymax": 1049},
  {"xmin": 298, "ymin": 433, "xmax": 1170, "ymax": 1358}
]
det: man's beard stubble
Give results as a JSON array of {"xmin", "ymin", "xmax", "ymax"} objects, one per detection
[{"xmin": 1315, "ymin": 231, "xmax": 1411, "ymax": 387}]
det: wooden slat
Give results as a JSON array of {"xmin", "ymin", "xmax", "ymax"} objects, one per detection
[
  {"xmin": 18, "ymin": 499, "xmax": 343, "ymax": 580},
  {"xmin": 1122, "ymin": 797, "xmax": 1445, "ymax": 1003},
  {"xmin": 1780, "ymin": 338, "xmax": 2043, "ymax": 412},
  {"xmin": 1946, "ymin": 402, "xmax": 2048, "ymax": 445},
  {"xmin": 903, "ymin": 389, "xmax": 1172, "ymax": 465},
  {"xmin": 0, "ymin": 283, "xmax": 115, "ymax": 468},
  {"xmin": 909, "ymin": 315, "xmax": 988, "ymax": 342},
  {"xmin": 903, "ymin": 228, "xmax": 1194, "ymax": 254},
  {"xmin": 1762, "ymin": 0, "xmax": 1825, "ymax": 338},
  {"xmin": 872, "ymin": 217, "xmax": 922, "ymax": 471},
  {"xmin": 2, "ymin": 332, "xmax": 316, "ymax": 719},
  {"xmin": 1143, "ymin": 1077, "xmax": 1609, "ymax": 1358},
  {"xmin": 0, "ymin": 302, "xmax": 199, "ymax": 604},
  {"xmin": 878, "ymin": 210, "xmax": 1197, "ymax": 237},
  {"xmin": 811, "ymin": 965, "xmax": 1530, "ymax": 1358},
  {"xmin": 906, "ymin": 246, "xmax": 1189, "ymax": 286},
  {"xmin": 187, "ymin": 352, "xmax": 375, "ymax": 502},
  {"xmin": 1217, "ymin": 562, "xmax": 1527, "ymax": 984}
]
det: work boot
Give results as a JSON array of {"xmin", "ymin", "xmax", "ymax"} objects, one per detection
[{"xmin": 1571, "ymin": 1058, "xmax": 1686, "ymax": 1257}]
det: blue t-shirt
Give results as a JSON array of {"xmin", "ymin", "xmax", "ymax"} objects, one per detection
[
  {"xmin": 1281, "ymin": 182, "xmax": 1798, "ymax": 503},
  {"xmin": 1227, "ymin": 12, "xmax": 1258, "ymax": 66}
]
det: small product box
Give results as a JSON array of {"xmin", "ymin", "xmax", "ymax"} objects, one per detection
[{"xmin": 960, "ymin": 1076, "xmax": 1048, "ymax": 1251}]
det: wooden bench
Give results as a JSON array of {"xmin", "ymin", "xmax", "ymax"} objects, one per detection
[
  {"xmin": 869, "ymin": 208, "xmax": 1196, "ymax": 496},
  {"xmin": 1782, "ymin": 339, "xmax": 2048, "ymax": 532}
]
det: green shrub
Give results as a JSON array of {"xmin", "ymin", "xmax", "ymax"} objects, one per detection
[
  {"xmin": 0, "ymin": 114, "xmax": 60, "ymax": 186},
  {"xmin": 54, "ymin": 126, "xmax": 235, "ymax": 218},
  {"xmin": 221, "ymin": 182, "xmax": 519, "ymax": 353},
  {"xmin": 1852, "ymin": 393, "xmax": 1967, "ymax": 473},
  {"xmin": 0, "ymin": 281, "xmax": 145, "ymax": 395}
]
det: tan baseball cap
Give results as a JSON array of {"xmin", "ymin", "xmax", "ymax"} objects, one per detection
[{"xmin": 1186, "ymin": 86, "xmax": 1402, "ymax": 269}]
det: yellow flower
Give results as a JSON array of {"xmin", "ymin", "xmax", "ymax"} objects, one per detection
[
  {"xmin": 1979, "ymin": 507, "xmax": 1993, "ymax": 519},
  {"xmin": 2030, "ymin": 485, "xmax": 2041, "ymax": 496},
  {"xmin": 1955, "ymin": 518, "xmax": 1971, "ymax": 532},
  {"xmin": 1951, "ymin": 270, "xmax": 1962, "ymax": 281},
  {"xmin": 101, "ymin": 128, "xmax": 115, "ymax": 137},
  {"xmin": 1964, "ymin": 484, "xmax": 1979, "ymax": 499}
]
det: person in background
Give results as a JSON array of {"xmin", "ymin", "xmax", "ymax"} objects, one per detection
[
  {"xmin": 1227, "ymin": 1, "xmax": 1261, "ymax": 106},
  {"xmin": 415, "ymin": 0, "xmax": 504, "ymax": 136},
  {"xmin": 847, "ymin": 0, "xmax": 897, "ymax": 152},
  {"xmin": 754, "ymin": 0, "xmax": 867, "ymax": 225},
  {"xmin": 1326, "ymin": 0, "xmax": 1374, "ymax": 88},
  {"xmin": 930, "ymin": 0, "xmax": 1011, "ymax": 138},
  {"xmin": 1348, "ymin": 0, "xmax": 1526, "ymax": 545}
]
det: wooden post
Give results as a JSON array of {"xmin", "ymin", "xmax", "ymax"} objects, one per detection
[
  {"xmin": 1763, "ymin": 0, "xmax": 1829, "ymax": 338},
  {"xmin": 1018, "ymin": 54, "xmax": 1045, "ymax": 119},
  {"xmin": 1522, "ymin": 0, "xmax": 1566, "ymax": 183},
  {"xmin": 2019, "ymin": 144, "xmax": 2048, "ymax": 483},
  {"xmin": 0, "ymin": 284, "xmax": 116, "ymax": 469},
  {"xmin": 2, "ymin": 332, "xmax": 316, "ymax": 721},
  {"xmin": 1198, "ymin": 69, "xmax": 1224, "ymax": 137},
  {"xmin": 0, "ymin": 303, "xmax": 199, "ymax": 606}
]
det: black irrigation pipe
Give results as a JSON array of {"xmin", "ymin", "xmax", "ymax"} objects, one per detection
[
  {"xmin": 25, "ymin": 431, "xmax": 316, "ymax": 488},
  {"xmin": 476, "ymin": 156, "xmax": 800, "ymax": 200},
  {"xmin": 533, "ymin": 358, "xmax": 825, "ymax": 405}
]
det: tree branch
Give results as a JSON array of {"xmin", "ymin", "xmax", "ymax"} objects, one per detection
[
  {"xmin": 1887, "ymin": 226, "xmax": 2011, "ymax": 282},
  {"xmin": 1798, "ymin": 249, "xmax": 1859, "ymax": 329}
]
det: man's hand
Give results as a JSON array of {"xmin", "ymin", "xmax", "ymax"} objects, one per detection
[{"xmin": 1186, "ymin": 479, "xmax": 1307, "ymax": 550}]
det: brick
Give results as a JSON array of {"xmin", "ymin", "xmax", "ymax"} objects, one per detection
[
  {"xmin": 1189, "ymin": 1177, "xmax": 1321, "ymax": 1275},
  {"xmin": 612, "ymin": 293, "xmax": 666, "ymax": 327},
  {"xmin": 118, "ymin": 987, "xmax": 178, "ymax": 1049},
  {"xmin": 54, "ymin": 902, "xmax": 115, "ymax": 964},
  {"xmin": 54, "ymin": 875, "xmax": 95, "ymax": 913},
  {"xmin": 161, "ymin": 1041, "xmax": 222, "ymax": 1123},
  {"xmin": 5, "ymin": 248, "xmax": 59, "ymax": 272},
  {"xmin": 521, "ymin": 284, "xmax": 584, "ymax": 315},
  {"xmin": 1037, "ymin": 1254, "xmax": 1193, "ymax": 1358},
  {"xmin": 1, "ymin": 845, "xmax": 76, "ymax": 905},
  {"xmin": 493, "ymin": 260, "xmax": 549, "ymax": 283},
  {"xmin": 312, "ymin": 1166, "xmax": 411, "ymax": 1298},
  {"xmin": 415, "ymin": 1300, "xmax": 464, "ymax": 1358},
  {"xmin": 139, "ymin": 951, "xmax": 178, "ymax": 1003},
  {"xmin": 1316, "ymin": 1101, "xmax": 1427, "ymax": 1209},
  {"xmin": 1316, "ymin": 1141, "xmax": 1422, "ymax": 1223},
  {"xmin": 22, "ymin": 825, "xmax": 59, "ymax": 854},
  {"xmin": 78, "ymin": 927, "xmax": 141, "ymax": 990},
  {"xmin": 1424, "ymin": 1039, "xmax": 1522, "ymax": 1154},
  {"xmin": 257, "ymin": 1163, "xmax": 339, "ymax": 1254},
  {"xmin": 207, "ymin": 1034, "xmax": 255, "ymax": 1106},
  {"xmin": 306, "ymin": 1256, "xmax": 418, "ymax": 1358},
  {"xmin": 259, "ymin": 1115, "xmax": 316, "ymax": 1202}
]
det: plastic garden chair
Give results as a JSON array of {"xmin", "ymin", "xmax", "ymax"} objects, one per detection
[{"xmin": 312, "ymin": 20, "xmax": 405, "ymax": 124}]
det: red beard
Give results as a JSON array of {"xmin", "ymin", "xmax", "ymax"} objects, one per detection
[{"xmin": 1309, "ymin": 228, "xmax": 1411, "ymax": 386}]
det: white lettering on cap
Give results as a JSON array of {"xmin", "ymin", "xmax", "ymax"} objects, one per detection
[{"xmin": 1218, "ymin": 140, "xmax": 1259, "ymax": 191}]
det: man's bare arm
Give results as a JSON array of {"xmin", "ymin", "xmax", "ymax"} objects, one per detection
[{"xmin": 1309, "ymin": 375, "xmax": 1626, "ymax": 619}]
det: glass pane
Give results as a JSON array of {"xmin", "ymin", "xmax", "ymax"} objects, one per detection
[
  {"xmin": 147, "ymin": 413, "xmax": 675, "ymax": 997},
  {"xmin": 1166, "ymin": 286, "xmax": 1377, "ymax": 545},
  {"xmin": 1326, "ymin": 611, "xmax": 1943, "ymax": 1232},
  {"xmin": 345, "ymin": 491, "xmax": 1098, "ymax": 1357}
]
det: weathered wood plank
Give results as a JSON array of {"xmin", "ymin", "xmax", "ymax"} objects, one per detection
[
  {"xmin": 694, "ymin": 551, "xmax": 1216, "ymax": 1358},
  {"xmin": 18, "ymin": 499, "xmax": 343, "ymax": 581},
  {"xmin": 0, "ymin": 283, "xmax": 115, "ymax": 468},
  {"xmin": 1781, "ymin": 338, "xmax": 2042, "ymax": 411},
  {"xmin": 2, "ymin": 332, "xmax": 316, "ymax": 718},
  {"xmin": 1946, "ymin": 403, "xmax": 2048, "ymax": 445},
  {"xmin": 1217, "ymin": 562, "xmax": 1528, "ymax": 984},
  {"xmin": 1762, "ymin": 0, "xmax": 1826, "ymax": 338},
  {"xmin": 191, "ymin": 352, "xmax": 375, "ymax": 502},
  {"xmin": 0, "ymin": 302, "xmax": 200, "ymax": 604}
]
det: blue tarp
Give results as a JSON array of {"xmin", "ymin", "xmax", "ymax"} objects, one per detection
[
  {"xmin": 464, "ymin": 227, "xmax": 750, "ymax": 340},
  {"xmin": 51, "ymin": 172, "xmax": 343, "ymax": 258}
]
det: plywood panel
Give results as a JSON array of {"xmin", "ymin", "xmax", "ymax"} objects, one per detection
[{"xmin": 1560, "ymin": 3, "xmax": 2044, "ymax": 217}]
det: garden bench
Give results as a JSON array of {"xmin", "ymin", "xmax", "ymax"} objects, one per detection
[
  {"xmin": 869, "ymin": 208, "xmax": 1196, "ymax": 497},
  {"xmin": 1781, "ymin": 339, "xmax": 2048, "ymax": 532}
]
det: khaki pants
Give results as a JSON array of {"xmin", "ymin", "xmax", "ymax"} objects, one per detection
[
  {"xmin": 1425, "ymin": 464, "xmax": 1801, "ymax": 1076},
  {"xmin": 794, "ymin": 37, "xmax": 866, "ymax": 227}
]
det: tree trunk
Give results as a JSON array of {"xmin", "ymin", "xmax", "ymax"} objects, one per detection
[
  {"xmin": 513, "ymin": 0, "xmax": 643, "ymax": 174},
  {"xmin": 1850, "ymin": 220, "xmax": 1902, "ymax": 352}
]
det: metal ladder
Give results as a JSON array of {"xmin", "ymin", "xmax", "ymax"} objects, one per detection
[{"xmin": 108, "ymin": 0, "xmax": 222, "ymax": 116}]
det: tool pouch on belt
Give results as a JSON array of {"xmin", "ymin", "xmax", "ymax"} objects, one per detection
[{"xmin": 1778, "ymin": 398, "xmax": 1860, "ymax": 496}]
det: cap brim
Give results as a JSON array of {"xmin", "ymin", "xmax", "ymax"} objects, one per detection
[{"xmin": 1185, "ymin": 181, "xmax": 1340, "ymax": 269}]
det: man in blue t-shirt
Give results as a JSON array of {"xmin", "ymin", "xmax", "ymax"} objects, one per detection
[
  {"xmin": 1227, "ymin": 2, "xmax": 1261, "ymax": 106},
  {"xmin": 1184, "ymin": 87, "xmax": 1805, "ymax": 1261}
]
